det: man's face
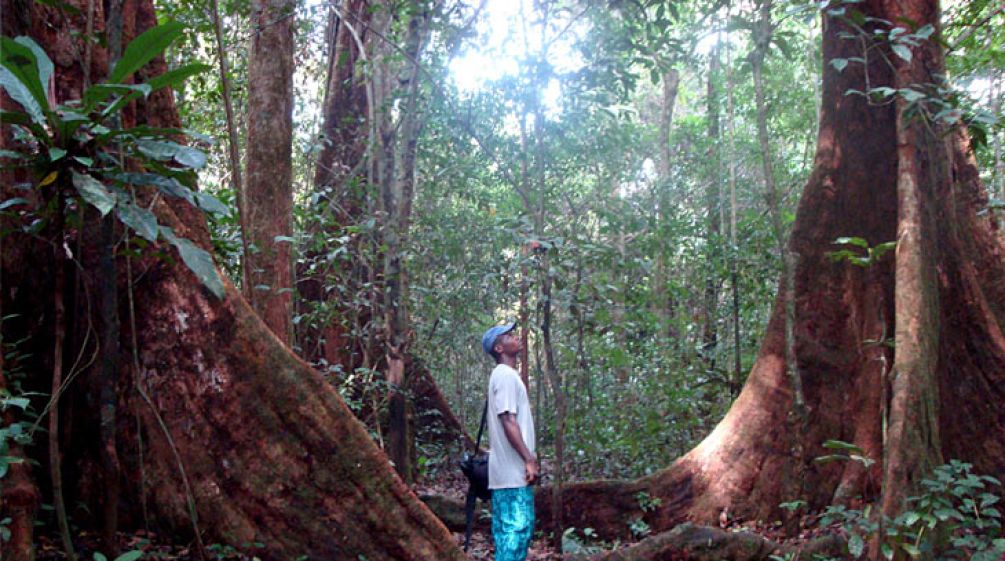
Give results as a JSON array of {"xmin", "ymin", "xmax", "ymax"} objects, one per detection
[{"xmin": 494, "ymin": 331, "xmax": 522, "ymax": 356}]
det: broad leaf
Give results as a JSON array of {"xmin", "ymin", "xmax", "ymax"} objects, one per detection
[
  {"xmin": 161, "ymin": 227, "xmax": 225, "ymax": 299},
  {"xmin": 194, "ymin": 191, "xmax": 229, "ymax": 215},
  {"xmin": 109, "ymin": 21, "xmax": 186, "ymax": 83},
  {"xmin": 145, "ymin": 63, "xmax": 210, "ymax": 91},
  {"xmin": 892, "ymin": 43, "xmax": 912, "ymax": 63},
  {"xmin": 135, "ymin": 139, "xmax": 182, "ymax": 161},
  {"xmin": 14, "ymin": 37, "xmax": 54, "ymax": 97},
  {"xmin": 116, "ymin": 203, "xmax": 159, "ymax": 241},
  {"xmin": 174, "ymin": 146, "xmax": 206, "ymax": 169},
  {"xmin": 110, "ymin": 171, "xmax": 194, "ymax": 203},
  {"xmin": 0, "ymin": 37, "xmax": 50, "ymax": 124},
  {"xmin": 0, "ymin": 66, "xmax": 45, "ymax": 126},
  {"xmin": 0, "ymin": 198, "xmax": 29, "ymax": 211},
  {"xmin": 72, "ymin": 171, "xmax": 116, "ymax": 216},
  {"xmin": 113, "ymin": 551, "xmax": 144, "ymax": 561}
]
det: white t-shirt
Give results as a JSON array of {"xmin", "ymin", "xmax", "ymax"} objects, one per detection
[{"xmin": 487, "ymin": 363, "xmax": 536, "ymax": 489}]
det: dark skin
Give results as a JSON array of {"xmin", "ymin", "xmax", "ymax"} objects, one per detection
[{"xmin": 493, "ymin": 331, "xmax": 540, "ymax": 485}]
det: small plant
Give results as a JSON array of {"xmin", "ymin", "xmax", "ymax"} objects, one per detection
[
  {"xmin": 636, "ymin": 490, "xmax": 663, "ymax": 513},
  {"xmin": 628, "ymin": 517, "xmax": 651, "ymax": 538},
  {"xmin": 818, "ymin": 460, "xmax": 1005, "ymax": 560},
  {"xmin": 561, "ymin": 527, "xmax": 603, "ymax": 555},
  {"xmin": 0, "ymin": 24, "xmax": 224, "ymax": 297}
]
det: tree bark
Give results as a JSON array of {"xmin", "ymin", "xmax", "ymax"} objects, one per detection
[
  {"xmin": 2, "ymin": 1, "xmax": 465, "ymax": 559},
  {"xmin": 244, "ymin": 0, "xmax": 295, "ymax": 344},
  {"xmin": 537, "ymin": 0, "xmax": 1005, "ymax": 539}
]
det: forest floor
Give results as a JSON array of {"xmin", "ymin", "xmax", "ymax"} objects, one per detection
[{"xmin": 31, "ymin": 460, "xmax": 837, "ymax": 561}]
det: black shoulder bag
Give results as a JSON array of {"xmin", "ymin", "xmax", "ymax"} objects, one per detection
[{"xmin": 458, "ymin": 400, "xmax": 490, "ymax": 551}]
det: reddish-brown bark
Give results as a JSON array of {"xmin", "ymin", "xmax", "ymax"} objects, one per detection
[
  {"xmin": 538, "ymin": 0, "xmax": 1005, "ymax": 540},
  {"xmin": 244, "ymin": 0, "xmax": 296, "ymax": 344},
  {"xmin": 1, "ymin": 1, "xmax": 465, "ymax": 558}
]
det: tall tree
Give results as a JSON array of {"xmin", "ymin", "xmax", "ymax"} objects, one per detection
[
  {"xmin": 0, "ymin": 1, "xmax": 464, "ymax": 558},
  {"xmin": 244, "ymin": 0, "xmax": 296, "ymax": 343},
  {"xmin": 538, "ymin": 0, "xmax": 1005, "ymax": 541}
]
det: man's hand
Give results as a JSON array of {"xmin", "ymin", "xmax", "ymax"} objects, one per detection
[{"xmin": 525, "ymin": 457, "xmax": 540, "ymax": 484}]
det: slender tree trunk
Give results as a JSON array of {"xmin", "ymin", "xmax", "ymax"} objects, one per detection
[
  {"xmin": 653, "ymin": 68, "xmax": 680, "ymax": 343},
  {"xmin": 244, "ymin": 0, "xmax": 295, "ymax": 344},
  {"xmin": 377, "ymin": 5, "xmax": 430, "ymax": 483},
  {"xmin": 208, "ymin": 0, "xmax": 250, "ymax": 293},
  {"xmin": 701, "ymin": 45, "xmax": 722, "ymax": 371},
  {"xmin": 725, "ymin": 37, "xmax": 742, "ymax": 398}
]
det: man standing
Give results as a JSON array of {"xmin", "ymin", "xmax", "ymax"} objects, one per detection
[{"xmin": 481, "ymin": 322, "xmax": 539, "ymax": 561}]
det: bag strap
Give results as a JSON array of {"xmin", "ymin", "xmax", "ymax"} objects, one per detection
[{"xmin": 473, "ymin": 399, "xmax": 488, "ymax": 452}]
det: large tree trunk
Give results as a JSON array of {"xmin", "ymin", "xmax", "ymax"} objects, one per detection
[
  {"xmin": 538, "ymin": 0, "xmax": 1005, "ymax": 540},
  {"xmin": 244, "ymin": 0, "xmax": 295, "ymax": 344},
  {"xmin": 1, "ymin": 1, "xmax": 465, "ymax": 559}
]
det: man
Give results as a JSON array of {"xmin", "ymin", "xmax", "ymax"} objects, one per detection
[{"xmin": 481, "ymin": 322, "xmax": 539, "ymax": 561}]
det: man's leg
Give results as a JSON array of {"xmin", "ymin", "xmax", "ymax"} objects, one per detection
[{"xmin": 492, "ymin": 486, "xmax": 535, "ymax": 561}]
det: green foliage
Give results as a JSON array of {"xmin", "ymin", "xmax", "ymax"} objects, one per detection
[
  {"xmin": 827, "ymin": 237, "xmax": 896, "ymax": 268},
  {"xmin": 819, "ymin": 461, "xmax": 1005, "ymax": 560},
  {"xmin": 0, "ymin": 25, "xmax": 224, "ymax": 298}
]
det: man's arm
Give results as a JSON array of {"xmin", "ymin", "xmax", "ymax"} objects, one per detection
[{"xmin": 499, "ymin": 412, "xmax": 539, "ymax": 484}]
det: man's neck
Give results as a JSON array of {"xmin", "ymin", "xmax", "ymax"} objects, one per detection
[{"xmin": 498, "ymin": 355, "xmax": 518, "ymax": 369}]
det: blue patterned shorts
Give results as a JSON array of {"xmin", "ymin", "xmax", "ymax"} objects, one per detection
[{"xmin": 491, "ymin": 486, "xmax": 535, "ymax": 561}]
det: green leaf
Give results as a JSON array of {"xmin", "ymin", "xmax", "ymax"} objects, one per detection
[
  {"xmin": 135, "ymin": 139, "xmax": 181, "ymax": 161},
  {"xmin": 14, "ymin": 37, "xmax": 53, "ymax": 96},
  {"xmin": 0, "ymin": 66, "xmax": 45, "ymax": 126},
  {"xmin": 84, "ymin": 83, "xmax": 153, "ymax": 112},
  {"xmin": 848, "ymin": 533, "xmax": 865, "ymax": 557},
  {"xmin": 881, "ymin": 542, "xmax": 894, "ymax": 560},
  {"xmin": 145, "ymin": 63, "xmax": 210, "ymax": 91},
  {"xmin": 174, "ymin": 146, "xmax": 206, "ymax": 169},
  {"xmin": 900, "ymin": 542, "xmax": 921, "ymax": 557},
  {"xmin": 891, "ymin": 44, "xmax": 912, "ymax": 63},
  {"xmin": 832, "ymin": 237, "xmax": 869, "ymax": 249},
  {"xmin": 0, "ymin": 36, "xmax": 50, "ymax": 123},
  {"xmin": 113, "ymin": 550, "xmax": 144, "ymax": 561},
  {"xmin": 161, "ymin": 227, "xmax": 225, "ymax": 299},
  {"xmin": 0, "ymin": 198, "xmax": 29, "ymax": 211},
  {"xmin": 823, "ymin": 439, "xmax": 865, "ymax": 453},
  {"xmin": 2, "ymin": 397, "xmax": 30, "ymax": 410},
  {"xmin": 94, "ymin": 553, "xmax": 108, "ymax": 561},
  {"xmin": 194, "ymin": 191, "xmax": 229, "ymax": 215},
  {"xmin": 913, "ymin": 24, "xmax": 935, "ymax": 40},
  {"xmin": 116, "ymin": 203, "xmax": 159, "ymax": 241},
  {"xmin": 109, "ymin": 21, "xmax": 186, "ymax": 83},
  {"xmin": 830, "ymin": 58, "xmax": 849, "ymax": 72},
  {"xmin": 0, "ymin": 149, "xmax": 26, "ymax": 160},
  {"xmin": 72, "ymin": 171, "xmax": 116, "ymax": 216},
  {"xmin": 49, "ymin": 147, "xmax": 66, "ymax": 161}
]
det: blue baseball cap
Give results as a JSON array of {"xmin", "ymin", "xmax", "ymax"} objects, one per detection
[{"xmin": 481, "ymin": 322, "xmax": 517, "ymax": 355}]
